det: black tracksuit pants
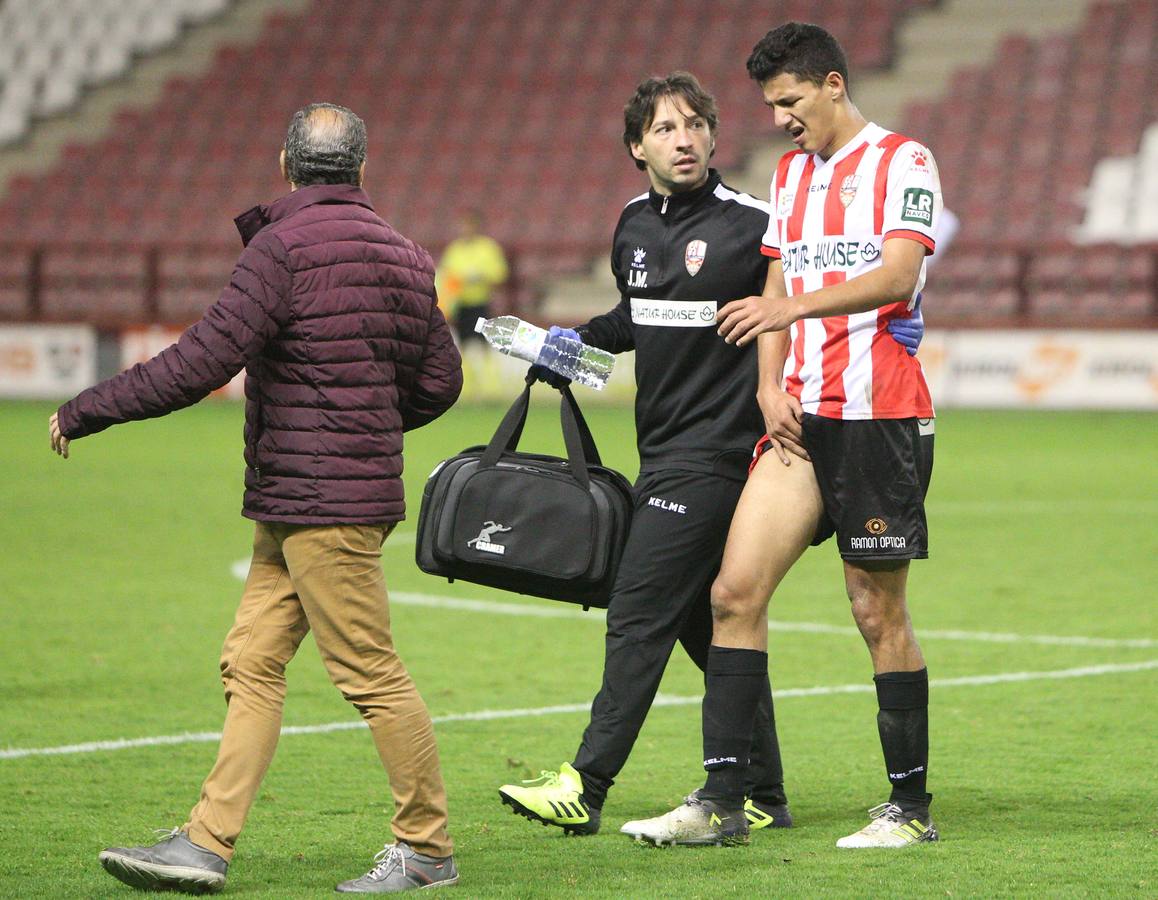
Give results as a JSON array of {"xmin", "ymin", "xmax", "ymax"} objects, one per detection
[{"xmin": 572, "ymin": 469, "xmax": 787, "ymax": 809}]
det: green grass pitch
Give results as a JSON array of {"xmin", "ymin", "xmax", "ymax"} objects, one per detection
[{"xmin": 2, "ymin": 399, "xmax": 1156, "ymax": 897}]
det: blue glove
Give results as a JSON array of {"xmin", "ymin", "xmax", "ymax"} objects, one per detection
[
  {"xmin": 528, "ymin": 326, "xmax": 581, "ymax": 389},
  {"xmin": 548, "ymin": 325, "xmax": 581, "ymax": 344},
  {"xmin": 887, "ymin": 293, "xmax": 924, "ymax": 357}
]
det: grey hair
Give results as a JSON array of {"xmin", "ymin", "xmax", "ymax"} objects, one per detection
[{"xmin": 283, "ymin": 102, "xmax": 367, "ymax": 186}]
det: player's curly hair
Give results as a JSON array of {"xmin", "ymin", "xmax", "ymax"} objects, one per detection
[
  {"xmin": 746, "ymin": 22, "xmax": 850, "ymax": 91},
  {"xmin": 622, "ymin": 72, "xmax": 718, "ymax": 171}
]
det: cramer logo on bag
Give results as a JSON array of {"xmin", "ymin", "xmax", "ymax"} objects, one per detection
[{"xmin": 467, "ymin": 521, "xmax": 512, "ymax": 555}]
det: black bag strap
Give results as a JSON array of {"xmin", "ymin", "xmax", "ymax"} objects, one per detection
[
  {"xmin": 559, "ymin": 385, "xmax": 602, "ymax": 467},
  {"xmin": 479, "ymin": 382, "xmax": 534, "ymax": 468},
  {"xmin": 479, "ymin": 380, "xmax": 604, "ymax": 490}
]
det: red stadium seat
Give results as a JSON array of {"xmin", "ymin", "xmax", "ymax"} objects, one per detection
[{"xmin": 4, "ymin": 0, "xmax": 1153, "ymax": 327}]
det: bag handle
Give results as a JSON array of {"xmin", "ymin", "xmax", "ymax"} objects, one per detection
[
  {"xmin": 479, "ymin": 379, "xmax": 603, "ymax": 490},
  {"xmin": 559, "ymin": 384, "xmax": 602, "ymax": 467}
]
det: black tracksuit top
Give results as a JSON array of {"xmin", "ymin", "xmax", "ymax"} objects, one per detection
[{"xmin": 579, "ymin": 170, "xmax": 770, "ymax": 480}]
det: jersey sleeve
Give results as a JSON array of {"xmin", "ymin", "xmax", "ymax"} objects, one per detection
[
  {"xmin": 760, "ymin": 206, "xmax": 779, "ymax": 259},
  {"xmin": 882, "ymin": 141, "xmax": 942, "ymax": 255},
  {"xmin": 760, "ymin": 160, "xmax": 787, "ymax": 259}
]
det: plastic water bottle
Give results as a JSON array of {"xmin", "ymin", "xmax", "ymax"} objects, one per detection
[{"xmin": 473, "ymin": 315, "xmax": 615, "ymax": 390}]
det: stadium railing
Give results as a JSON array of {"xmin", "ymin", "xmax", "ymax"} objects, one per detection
[{"xmin": 1, "ymin": 240, "xmax": 1155, "ymax": 331}]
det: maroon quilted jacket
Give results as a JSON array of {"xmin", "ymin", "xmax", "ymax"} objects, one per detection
[{"xmin": 58, "ymin": 184, "xmax": 463, "ymax": 524}]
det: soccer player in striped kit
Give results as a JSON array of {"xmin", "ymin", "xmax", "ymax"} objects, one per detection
[{"xmin": 622, "ymin": 22, "xmax": 941, "ymax": 849}]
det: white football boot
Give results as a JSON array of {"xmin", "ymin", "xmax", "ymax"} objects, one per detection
[
  {"xmin": 836, "ymin": 802, "xmax": 939, "ymax": 848},
  {"xmin": 620, "ymin": 791, "xmax": 749, "ymax": 847}
]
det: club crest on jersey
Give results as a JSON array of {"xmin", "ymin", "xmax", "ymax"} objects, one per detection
[
  {"xmin": 684, "ymin": 239, "xmax": 707, "ymax": 276},
  {"xmin": 777, "ymin": 190, "xmax": 794, "ymax": 217},
  {"xmin": 839, "ymin": 174, "xmax": 861, "ymax": 208}
]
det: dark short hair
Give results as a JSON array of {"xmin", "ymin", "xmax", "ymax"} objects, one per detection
[
  {"xmin": 746, "ymin": 22, "xmax": 850, "ymax": 91},
  {"xmin": 283, "ymin": 102, "xmax": 367, "ymax": 186},
  {"xmin": 622, "ymin": 72, "xmax": 718, "ymax": 171}
]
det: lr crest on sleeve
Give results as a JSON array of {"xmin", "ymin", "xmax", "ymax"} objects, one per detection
[
  {"xmin": 684, "ymin": 240, "xmax": 707, "ymax": 276},
  {"xmin": 901, "ymin": 187, "xmax": 934, "ymax": 225}
]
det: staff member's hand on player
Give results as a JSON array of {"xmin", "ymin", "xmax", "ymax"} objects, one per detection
[
  {"xmin": 717, "ymin": 294, "xmax": 800, "ymax": 346},
  {"xmin": 49, "ymin": 412, "xmax": 70, "ymax": 459},
  {"xmin": 757, "ymin": 386, "xmax": 809, "ymax": 465}
]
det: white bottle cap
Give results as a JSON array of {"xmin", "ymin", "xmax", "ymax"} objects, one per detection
[{"xmin": 474, "ymin": 318, "xmax": 485, "ymax": 333}]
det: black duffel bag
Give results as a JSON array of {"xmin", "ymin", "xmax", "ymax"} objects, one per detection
[{"xmin": 415, "ymin": 378, "xmax": 633, "ymax": 609}]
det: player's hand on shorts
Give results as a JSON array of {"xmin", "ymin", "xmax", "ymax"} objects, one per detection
[
  {"xmin": 757, "ymin": 387, "xmax": 809, "ymax": 464},
  {"xmin": 886, "ymin": 293, "xmax": 924, "ymax": 357},
  {"xmin": 49, "ymin": 412, "xmax": 70, "ymax": 459},
  {"xmin": 717, "ymin": 295, "xmax": 800, "ymax": 346}
]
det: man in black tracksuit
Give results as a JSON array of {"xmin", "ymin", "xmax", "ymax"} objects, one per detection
[
  {"xmin": 574, "ymin": 162, "xmax": 791, "ymax": 821},
  {"xmin": 498, "ymin": 73, "xmax": 791, "ymax": 837}
]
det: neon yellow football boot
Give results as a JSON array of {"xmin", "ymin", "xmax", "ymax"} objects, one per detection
[{"xmin": 499, "ymin": 762, "xmax": 600, "ymax": 835}]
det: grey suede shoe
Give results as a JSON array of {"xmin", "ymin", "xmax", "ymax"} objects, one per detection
[
  {"xmin": 99, "ymin": 828, "xmax": 228, "ymax": 894},
  {"xmin": 336, "ymin": 841, "xmax": 458, "ymax": 893}
]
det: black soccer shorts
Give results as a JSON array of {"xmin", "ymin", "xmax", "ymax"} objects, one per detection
[{"xmin": 801, "ymin": 414, "xmax": 934, "ymax": 561}]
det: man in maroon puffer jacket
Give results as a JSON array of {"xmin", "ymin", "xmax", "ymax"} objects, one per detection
[{"xmin": 49, "ymin": 103, "xmax": 463, "ymax": 895}]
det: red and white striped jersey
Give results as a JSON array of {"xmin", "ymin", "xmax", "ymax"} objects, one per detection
[{"xmin": 761, "ymin": 122, "xmax": 939, "ymax": 420}]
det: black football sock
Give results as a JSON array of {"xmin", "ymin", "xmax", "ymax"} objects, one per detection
[
  {"xmin": 745, "ymin": 673, "xmax": 788, "ymax": 807},
  {"xmin": 874, "ymin": 668, "xmax": 931, "ymax": 817},
  {"xmin": 701, "ymin": 646, "xmax": 767, "ymax": 806}
]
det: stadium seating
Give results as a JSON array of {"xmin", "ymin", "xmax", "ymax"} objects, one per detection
[
  {"xmin": 0, "ymin": 246, "xmax": 33, "ymax": 319},
  {"xmin": 0, "ymin": 0, "xmax": 232, "ymax": 144},
  {"xmin": 903, "ymin": 0, "xmax": 1158, "ymax": 323},
  {"xmin": 0, "ymin": 0, "xmax": 1153, "ymax": 327},
  {"xmin": 0, "ymin": 0, "xmax": 931, "ymax": 324},
  {"xmin": 924, "ymin": 246, "xmax": 1023, "ymax": 324},
  {"xmin": 906, "ymin": 1, "xmax": 1158, "ymax": 246},
  {"xmin": 1025, "ymin": 245, "xmax": 1155, "ymax": 322},
  {"xmin": 1078, "ymin": 124, "xmax": 1158, "ymax": 243}
]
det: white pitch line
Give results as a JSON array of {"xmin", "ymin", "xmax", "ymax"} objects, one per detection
[
  {"xmin": 223, "ymin": 571, "xmax": 1158, "ymax": 650},
  {"xmin": 388, "ymin": 592, "xmax": 1158, "ymax": 650},
  {"xmin": 928, "ymin": 499, "xmax": 1156, "ymax": 515},
  {"xmin": 3, "ymin": 660, "xmax": 1155, "ymax": 761}
]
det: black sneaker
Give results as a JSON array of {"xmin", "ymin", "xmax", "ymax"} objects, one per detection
[
  {"xmin": 745, "ymin": 797, "xmax": 794, "ymax": 830},
  {"xmin": 99, "ymin": 828, "xmax": 228, "ymax": 894},
  {"xmin": 335, "ymin": 841, "xmax": 458, "ymax": 893}
]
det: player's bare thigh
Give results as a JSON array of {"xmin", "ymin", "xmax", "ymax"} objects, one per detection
[{"xmin": 710, "ymin": 453, "xmax": 824, "ymax": 649}]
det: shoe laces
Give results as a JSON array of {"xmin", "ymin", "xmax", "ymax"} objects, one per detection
[
  {"xmin": 365, "ymin": 844, "xmax": 407, "ymax": 882},
  {"xmin": 152, "ymin": 827, "xmax": 181, "ymax": 842},
  {"xmin": 521, "ymin": 769, "xmax": 562, "ymax": 788},
  {"xmin": 866, "ymin": 802, "xmax": 905, "ymax": 824}
]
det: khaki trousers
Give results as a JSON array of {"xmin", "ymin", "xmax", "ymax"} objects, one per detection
[{"xmin": 183, "ymin": 521, "xmax": 452, "ymax": 860}]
